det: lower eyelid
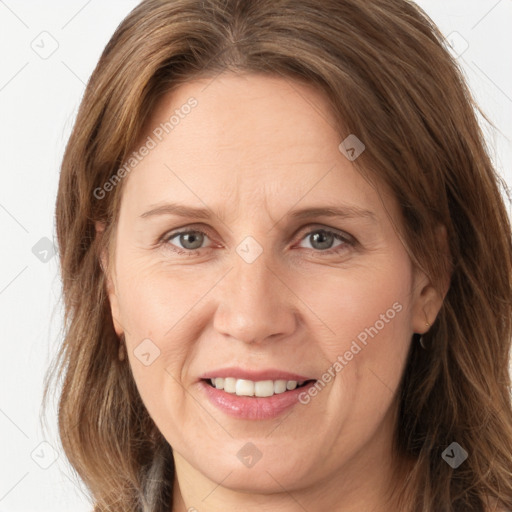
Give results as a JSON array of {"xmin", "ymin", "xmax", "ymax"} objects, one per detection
[
  {"xmin": 162, "ymin": 228, "xmax": 355, "ymax": 253},
  {"xmin": 164, "ymin": 231, "xmax": 213, "ymax": 251},
  {"xmin": 299, "ymin": 230, "xmax": 355, "ymax": 250}
]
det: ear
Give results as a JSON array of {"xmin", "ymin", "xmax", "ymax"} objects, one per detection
[
  {"xmin": 95, "ymin": 220, "xmax": 124, "ymax": 337},
  {"xmin": 411, "ymin": 225, "xmax": 451, "ymax": 334}
]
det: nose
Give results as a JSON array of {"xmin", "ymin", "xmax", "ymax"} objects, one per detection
[{"xmin": 212, "ymin": 249, "xmax": 298, "ymax": 345}]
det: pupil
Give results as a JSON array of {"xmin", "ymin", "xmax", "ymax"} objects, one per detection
[
  {"xmin": 311, "ymin": 230, "xmax": 333, "ymax": 250},
  {"xmin": 181, "ymin": 232, "xmax": 203, "ymax": 250}
]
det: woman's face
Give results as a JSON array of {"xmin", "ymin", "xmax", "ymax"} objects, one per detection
[{"xmin": 102, "ymin": 73, "xmax": 438, "ymax": 503}]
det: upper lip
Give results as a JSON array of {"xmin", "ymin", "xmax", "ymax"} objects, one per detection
[{"xmin": 199, "ymin": 367, "xmax": 316, "ymax": 382}]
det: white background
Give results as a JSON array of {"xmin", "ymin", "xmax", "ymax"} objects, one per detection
[{"xmin": 0, "ymin": 1, "xmax": 511, "ymax": 511}]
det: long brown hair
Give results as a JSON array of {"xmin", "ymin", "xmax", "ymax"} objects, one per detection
[{"xmin": 44, "ymin": 0, "xmax": 512, "ymax": 510}]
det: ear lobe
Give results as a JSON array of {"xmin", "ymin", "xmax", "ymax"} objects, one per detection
[
  {"xmin": 95, "ymin": 220, "xmax": 106, "ymax": 233},
  {"xmin": 413, "ymin": 284, "xmax": 444, "ymax": 334}
]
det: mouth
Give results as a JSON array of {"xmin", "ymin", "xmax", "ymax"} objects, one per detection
[{"xmin": 202, "ymin": 377, "xmax": 317, "ymax": 398}]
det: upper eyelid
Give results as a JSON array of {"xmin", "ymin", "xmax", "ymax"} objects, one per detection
[{"xmin": 162, "ymin": 223, "xmax": 355, "ymax": 247}]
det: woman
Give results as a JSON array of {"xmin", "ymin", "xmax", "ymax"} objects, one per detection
[{"xmin": 44, "ymin": 0, "xmax": 512, "ymax": 511}]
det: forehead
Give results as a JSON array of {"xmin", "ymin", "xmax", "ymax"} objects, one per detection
[{"xmin": 119, "ymin": 72, "xmax": 396, "ymax": 224}]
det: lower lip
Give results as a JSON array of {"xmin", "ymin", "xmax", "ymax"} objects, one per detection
[{"xmin": 199, "ymin": 380, "xmax": 317, "ymax": 420}]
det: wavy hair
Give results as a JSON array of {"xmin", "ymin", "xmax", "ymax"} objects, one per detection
[{"xmin": 44, "ymin": 0, "xmax": 512, "ymax": 510}]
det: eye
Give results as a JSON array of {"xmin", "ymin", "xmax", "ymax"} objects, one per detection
[
  {"xmin": 297, "ymin": 227, "xmax": 355, "ymax": 253},
  {"xmin": 163, "ymin": 229, "xmax": 212, "ymax": 254},
  {"xmin": 160, "ymin": 225, "xmax": 355, "ymax": 256}
]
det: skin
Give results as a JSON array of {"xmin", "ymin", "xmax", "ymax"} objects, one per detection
[{"xmin": 98, "ymin": 72, "xmax": 445, "ymax": 511}]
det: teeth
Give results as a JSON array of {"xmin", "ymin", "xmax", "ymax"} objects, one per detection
[
  {"xmin": 274, "ymin": 380, "xmax": 287, "ymax": 394},
  {"xmin": 209, "ymin": 377, "xmax": 304, "ymax": 397}
]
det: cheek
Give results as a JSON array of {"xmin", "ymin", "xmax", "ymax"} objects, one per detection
[
  {"xmin": 115, "ymin": 263, "xmax": 203, "ymax": 431},
  {"xmin": 295, "ymin": 258, "xmax": 414, "ymax": 449},
  {"xmin": 115, "ymin": 253, "xmax": 210, "ymax": 340},
  {"xmin": 295, "ymin": 255, "xmax": 414, "ymax": 384},
  {"xmin": 116, "ymin": 244, "xmax": 414, "ymax": 373},
  {"xmin": 114, "ymin": 257, "xmax": 217, "ymax": 400}
]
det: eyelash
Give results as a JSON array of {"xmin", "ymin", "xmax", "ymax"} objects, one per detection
[{"xmin": 159, "ymin": 225, "xmax": 356, "ymax": 256}]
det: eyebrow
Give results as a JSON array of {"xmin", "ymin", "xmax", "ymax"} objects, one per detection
[{"xmin": 139, "ymin": 202, "xmax": 377, "ymax": 223}]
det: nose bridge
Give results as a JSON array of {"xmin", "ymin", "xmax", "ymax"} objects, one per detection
[{"xmin": 213, "ymin": 240, "xmax": 297, "ymax": 344}]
